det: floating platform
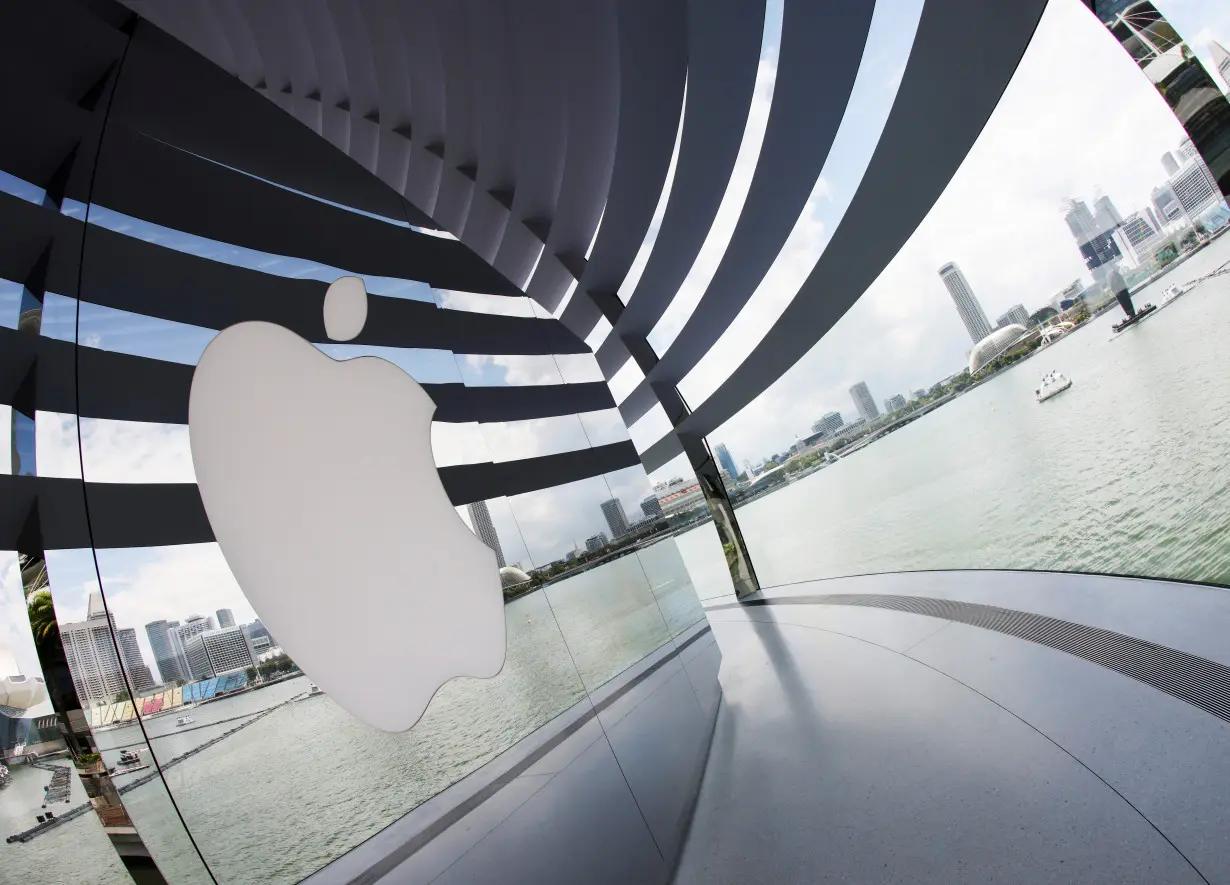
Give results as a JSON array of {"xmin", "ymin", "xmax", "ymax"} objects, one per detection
[{"xmin": 1110, "ymin": 302, "xmax": 1157, "ymax": 337}]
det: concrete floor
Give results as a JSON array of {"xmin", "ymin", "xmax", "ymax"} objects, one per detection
[{"xmin": 675, "ymin": 572, "xmax": 1230, "ymax": 884}]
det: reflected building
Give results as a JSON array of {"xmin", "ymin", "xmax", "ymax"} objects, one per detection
[
  {"xmin": 883, "ymin": 394, "xmax": 908, "ymax": 414},
  {"xmin": 1152, "ymin": 184, "xmax": 1185, "ymax": 224},
  {"xmin": 1212, "ymin": 39, "xmax": 1230, "ymax": 89},
  {"xmin": 1120, "ymin": 211, "xmax": 1163, "ymax": 260},
  {"xmin": 1162, "ymin": 151, "xmax": 1180, "ymax": 176},
  {"xmin": 1093, "ymin": 195, "xmax": 1124, "ymax": 234},
  {"xmin": 585, "ymin": 533, "xmax": 608, "ymax": 553},
  {"xmin": 600, "ymin": 497, "xmax": 630, "ymax": 539},
  {"xmin": 641, "ymin": 495, "xmax": 664, "ymax": 519},
  {"xmin": 1168, "ymin": 151, "xmax": 1222, "ymax": 221},
  {"xmin": 216, "ymin": 608, "xmax": 235, "ymax": 629},
  {"xmin": 466, "ymin": 500, "xmax": 505, "ymax": 569},
  {"xmin": 1063, "ymin": 198, "xmax": 1122, "ymax": 279},
  {"xmin": 849, "ymin": 382, "xmax": 880, "ymax": 423},
  {"xmin": 60, "ymin": 593, "xmax": 125, "ymax": 705},
  {"xmin": 938, "ymin": 262, "xmax": 993, "ymax": 343},
  {"xmin": 996, "ymin": 304, "xmax": 1031, "ymax": 328}
]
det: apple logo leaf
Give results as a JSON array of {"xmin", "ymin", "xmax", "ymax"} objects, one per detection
[{"xmin": 188, "ymin": 276, "xmax": 506, "ymax": 732}]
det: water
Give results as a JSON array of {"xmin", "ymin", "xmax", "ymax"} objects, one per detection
[
  {"xmin": 1, "ymin": 538, "xmax": 704, "ymax": 885},
  {"xmin": 726, "ymin": 235, "xmax": 1230, "ymax": 588}
]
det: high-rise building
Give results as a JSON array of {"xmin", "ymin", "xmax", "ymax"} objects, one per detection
[
  {"xmin": 1161, "ymin": 151, "xmax": 1179, "ymax": 176},
  {"xmin": 995, "ymin": 304, "xmax": 1030, "ymax": 328},
  {"xmin": 60, "ymin": 593, "xmax": 126, "ymax": 704},
  {"xmin": 243, "ymin": 623, "xmax": 272, "ymax": 656},
  {"xmin": 185, "ymin": 627, "xmax": 258, "ymax": 678},
  {"xmin": 600, "ymin": 497, "xmax": 630, "ymax": 539},
  {"xmin": 883, "ymin": 394, "xmax": 907, "ymax": 414},
  {"xmin": 640, "ymin": 495, "xmax": 663, "ymax": 519},
  {"xmin": 466, "ymin": 500, "xmax": 505, "ymax": 568},
  {"xmin": 1177, "ymin": 137, "xmax": 1199, "ymax": 162},
  {"xmin": 215, "ymin": 608, "xmax": 235, "ymax": 629},
  {"xmin": 1092, "ymin": 195, "xmax": 1123, "ymax": 234},
  {"xmin": 585, "ymin": 533, "xmax": 608, "ymax": 553},
  {"xmin": 938, "ymin": 262, "xmax": 993, "ymax": 343},
  {"xmin": 1151, "ymin": 184, "xmax": 1184, "ymax": 224},
  {"xmin": 145, "ymin": 619, "xmax": 183, "ymax": 684},
  {"xmin": 910, "ymin": 389, "xmax": 926, "ymax": 400},
  {"xmin": 164, "ymin": 625, "xmax": 191, "ymax": 684},
  {"xmin": 1211, "ymin": 39, "xmax": 1230, "ymax": 89},
  {"xmin": 714, "ymin": 443, "xmax": 739, "ymax": 480},
  {"xmin": 1145, "ymin": 206, "xmax": 1161, "ymax": 232},
  {"xmin": 848, "ymin": 382, "xmax": 880, "ymax": 424},
  {"xmin": 115, "ymin": 628, "xmax": 154, "ymax": 694},
  {"xmin": 811, "ymin": 411, "xmax": 844, "ymax": 436},
  {"xmin": 1169, "ymin": 158, "xmax": 1221, "ymax": 220},
  {"xmin": 1063, "ymin": 199, "xmax": 1122, "ymax": 277},
  {"xmin": 1120, "ymin": 211, "xmax": 1162, "ymax": 260}
]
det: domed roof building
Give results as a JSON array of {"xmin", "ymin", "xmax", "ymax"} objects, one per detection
[
  {"xmin": 499, "ymin": 566, "xmax": 531, "ymax": 590},
  {"xmin": 969, "ymin": 324, "xmax": 1028, "ymax": 375}
]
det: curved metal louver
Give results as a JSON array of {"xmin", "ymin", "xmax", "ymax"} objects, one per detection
[{"xmin": 124, "ymin": 0, "xmax": 1048, "ymax": 473}]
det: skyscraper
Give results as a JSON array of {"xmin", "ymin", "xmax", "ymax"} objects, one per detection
[
  {"xmin": 600, "ymin": 498, "xmax": 630, "ymax": 539},
  {"xmin": 1092, "ymin": 195, "xmax": 1123, "ymax": 234},
  {"xmin": 640, "ymin": 495, "xmax": 663, "ymax": 519},
  {"xmin": 1063, "ymin": 199, "xmax": 1121, "ymax": 278},
  {"xmin": 1161, "ymin": 151, "xmax": 1179, "ymax": 176},
  {"xmin": 1211, "ymin": 39, "xmax": 1230, "ymax": 89},
  {"xmin": 811, "ymin": 411, "xmax": 844, "ymax": 436},
  {"xmin": 145, "ymin": 619, "xmax": 183, "ymax": 684},
  {"xmin": 60, "ymin": 593, "xmax": 126, "ymax": 704},
  {"xmin": 849, "ymin": 382, "xmax": 880, "ymax": 424},
  {"xmin": 215, "ymin": 608, "xmax": 235, "ymax": 629},
  {"xmin": 714, "ymin": 443, "xmax": 739, "ymax": 480},
  {"xmin": 938, "ymin": 262, "xmax": 993, "ymax": 343},
  {"xmin": 115, "ymin": 628, "xmax": 154, "ymax": 693},
  {"xmin": 585, "ymin": 533, "xmax": 608, "ymax": 553},
  {"xmin": 185, "ymin": 627, "xmax": 258, "ymax": 678},
  {"xmin": 995, "ymin": 304, "xmax": 1030, "ymax": 328},
  {"xmin": 1120, "ymin": 211, "xmax": 1162, "ymax": 260},
  {"xmin": 466, "ymin": 500, "xmax": 505, "ymax": 568},
  {"xmin": 883, "ymin": 394, "xmax": 907, "ymax": 414},
  {"xmin": 1169, "ymin": 158, "xmax": 1221, "ymax": 221},
  {"xmin": 165, "ymin": 627, "xmax": 191, "ymax": 683},
  {"xmin": 1152, "ymin": 185, "xmax": 1184, "ymax": 224}
]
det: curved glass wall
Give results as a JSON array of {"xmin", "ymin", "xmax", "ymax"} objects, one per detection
[{"xmin": 681, "ymin": 0, "xmax": 1230, "ymax": 591}]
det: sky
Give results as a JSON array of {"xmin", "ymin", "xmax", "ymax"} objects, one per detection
[{"xmin": 5, "ymin": 0, "xmax": 1230, "ymax": 682}]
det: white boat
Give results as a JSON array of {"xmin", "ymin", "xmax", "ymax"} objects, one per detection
[
  {"xmin": 1161, "ymin": 283, "xmax": 1187, "ymax": 304},
  {"xmin": 1036, "ymin": 370, "xmax": 1072, "ymax": 403},
  {"xmin": 295, "ymin": 684, "xmax": 325, "ymax": 702},
  {"xmin": 175, "ymin": 716, "xmax": 194, "ymax": 727}
]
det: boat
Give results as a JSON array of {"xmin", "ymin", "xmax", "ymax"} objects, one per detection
[
  {"xmin": 1036, "ymin": 370, "xmax": 1072, "ymax": 403},
  {"xmin": 295, "ymin": 684, "xmax": 325, "ymax": 702},
  {"xmin": 175, "ymin": 716, "xmax": 194, "ymax": 727},
  {"xmin": 1161, "ymin": 283, "xmax": 1187, "ymax": 305},
  {"xmin": 116, "ymin": 749, "xmax": 142, "ymax": 766},
  {"xmin": 1110, "ymin": 302, "xmax": 1157, "ymax": 335}
]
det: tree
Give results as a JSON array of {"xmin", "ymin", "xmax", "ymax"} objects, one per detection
[
  {"xmin": 244, "ymin": 666, "xmax": 257, "ymax": 683},
  {"xmin": 26, "ymin": 589, "xmax": 61, "ymax": 652}
]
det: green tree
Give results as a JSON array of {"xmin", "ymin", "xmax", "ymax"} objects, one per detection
[{"xmin": 26, "ymin": 589, "xmax": 61, "ymax": 652}]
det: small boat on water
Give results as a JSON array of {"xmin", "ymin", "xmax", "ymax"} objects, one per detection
[
  {"xmin": 295, "ymin": 684, "xmax": 325, "ymax": 702},
  {"xmin": 1036, "ymin": 370, "xmax": 1072, "ymax": 403},
  {"xmin": 1110, "ymin": 302, "xmax": 1157, "ymax": 335},
  {"xmin": 175, "ymin": 716, "xmax": 194, "ymax": 727},
  {"xmin": 1161, "ymin": 283, "xmax": 1187, "ymax": 305},
  {"xmin": 116, "ymin": 749, "xmax": 142, "ymax": 766}
]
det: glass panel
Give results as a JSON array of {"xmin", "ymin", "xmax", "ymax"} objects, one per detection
[
  {"xmin": 454, "ymin": 353, "xmax": 566, "ymax": 387},
  {"xmin": 0, "ymin": 552, "xmax": 133, "ymax": 885},
  {"xmin": 577, "ymin": 408, "xmax": 632, "ymax": 448},
  {"xmin": 481, "ymin": 414, "xmax": 593, "ymax": 462},
  {"xmin": 554, "ymin": 352, "xmax": 605, "ymax": 384},
  {"xmin": 433, "ymin": 288, "xmax": 536, "ymax": 317}
]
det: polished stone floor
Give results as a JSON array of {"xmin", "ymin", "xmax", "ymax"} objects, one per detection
[{"xmin": 675, "ymin": 571, "xmax": 1230, "ymax": 884}]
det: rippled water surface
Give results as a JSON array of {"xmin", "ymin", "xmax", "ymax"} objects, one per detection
[{"xmin": 730, "ymin": 236, "xmax": 1230, "ymax": 588}]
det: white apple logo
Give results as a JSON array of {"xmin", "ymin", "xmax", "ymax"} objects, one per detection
[{"xmin": 188, "ymin": 276, "xmax": 505, "ymax": 732}]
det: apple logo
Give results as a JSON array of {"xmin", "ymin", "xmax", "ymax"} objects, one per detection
[{"xmin": 188, "ymin": 276, "xmax": 505, "ymax": 732}]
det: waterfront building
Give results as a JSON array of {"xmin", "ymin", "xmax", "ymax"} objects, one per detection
[
  {"xmin": 849, "ymin": 382, "xmax": 880, "ymax": 424},
  {"xmin": 883, "ymin": 394, "xmax": 908, "ymax": 414},
  {"xmin": 969, "ymin": 324, "xmax": 1028, "ymax": 375},
  {"xmin": 640, "ymin": 495, "xmax": 664, "ymax": 519},
  {"xmin": 600, "ymin": 497, "xmax": 630, "ymax": 539},
  {"xmin": 1161, "ymin": 151, "xmax": 1179, "ymax": 176},
  {"xmin": 1063, "ymin": 198, "xmax": 1121, "ymax": 278},
  {"xmin": 1120, "ymin": 211, "xmax": 1162, "ymax": 260},
  {"xmin": 995, "ymin": 304, "xmax": 1030, "ymax": 329},
  {"xmin": 145, "ymin": 619, "xmax": 183, "ymax": 684},
  {"xmin": 466, "ymin": 499, "xmax": 505, "ymax": 569},
  {"xmin": 215, "ymin": 608, "xmax": 235, "ymax": 629},
  {"xmin": 584, "ymin": 533, "xmax": 608, "ymax": 553},
  {"xmin": 185, "ymin": 626, "xmax": 258, "ymax": 679},
  {"xmin": 164, "ymin": 626, "xmax": 191, "ymax": 685},
  {"xmin": 938, "ymin": 262, "xmax": 993, "ymax": 343},
  {"xmin": 910, "ymin": 389, "xmax": 926, "ymax": 400},
  {"xmin": 811, "ymin": 411, "xmax": 844, "ymax": 436},
  {"xmin": 1169, "ymin": 158, "xmax": 1221, "ymax": 221},
  {"xmin": 714, "ymin": 443, "xmax": 739, "ymax": 480},
  {"xmin": 60, "ymin": 593, "xmax": 126, "ymax": 704},
  {"xmin": 115, "ymin": 628, "xmax": 155, "ymax": 694},
  {"xmin": 1152, "ymin": 184, "xmax": 1185, "ymax": 224}
]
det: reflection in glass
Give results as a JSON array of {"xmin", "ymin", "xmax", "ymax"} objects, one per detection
[{"xmin": 635, "ymin": 539, "xmax": 706, "ymax": 637}]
